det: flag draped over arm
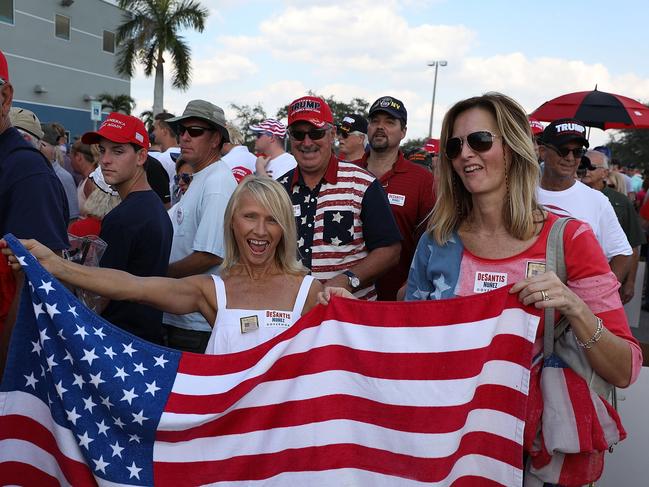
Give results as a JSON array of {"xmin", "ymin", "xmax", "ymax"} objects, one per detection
[{"xmin": 0, "ymin": 234, "xmax": 540, "ymax": 486}]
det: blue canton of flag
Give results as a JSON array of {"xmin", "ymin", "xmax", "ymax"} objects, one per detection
[{"xmin": 0, "ymin": 234, "xmax": 180, "ymax": 485}]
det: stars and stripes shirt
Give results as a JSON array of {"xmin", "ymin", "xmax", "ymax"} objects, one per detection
[{"xmin": 279, "ymin": 156, "xmax": 401, "ymax": 300}]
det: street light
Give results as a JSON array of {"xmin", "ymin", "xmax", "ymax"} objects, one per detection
[{"xmin": 427, "ymin": 60, "xmax": 447, "ymax": 139}]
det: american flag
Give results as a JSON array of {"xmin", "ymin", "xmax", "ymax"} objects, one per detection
[{"xmin": 0, "ymin": 234, "xmax": 540, "ymax": 486}]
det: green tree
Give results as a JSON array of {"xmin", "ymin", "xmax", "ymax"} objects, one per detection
[
  {"xmin": 275, "ymin": 92, "xmax": 370, "ymax": 124},
  {"xmin": 97, "ymin": 93, "xmax": 136, "ymax": 115},
  {"xmin": 230, "ymin": 103, "xmax": 267, "ymax": 151},
  {"xmin": 115, "ymin": 0, "xmax": 209, "ymax": 116},
  {"xmin": 400, "ymin": 137, "xmax": 428, "ymax": 154},
  {"xmin": 140, "ymin": 109, "xmax": 155, "ymax": 131},
  {"xmin": 607, "ymin": 129, "xmax": 649, "ymax": 171}
]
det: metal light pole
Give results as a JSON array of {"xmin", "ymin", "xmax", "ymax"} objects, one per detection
[{"xmin": 427, "ymin": 60, "xmax": 447, "ymax": 139}]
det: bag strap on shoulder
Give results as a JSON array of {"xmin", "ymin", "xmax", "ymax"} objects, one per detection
[{"xmin": 543, "ymin": 216, "xmax": 573, "ymax": 358}]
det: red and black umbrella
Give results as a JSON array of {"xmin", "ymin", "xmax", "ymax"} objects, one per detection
[{"xmin": 531, "ymin": 88, "xmax": 649, "ymax": 130}]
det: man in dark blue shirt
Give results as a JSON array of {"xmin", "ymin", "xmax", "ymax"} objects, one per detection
[
  {"xmin": 81, "ymin": 112, "xmax": 172, "ymax": 344},
  {"xmin": 0, "ymin": 49, "xmax": 69, "ymax": 371}
]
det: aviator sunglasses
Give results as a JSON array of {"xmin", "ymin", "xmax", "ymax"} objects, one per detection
[
  {"xmin": 445, "ymin": 131, "xmax": 501, "ymax": 159},
  {"xmin": 288, "ymin": 127, "xmax": 328, "ymax": 141},
  {"xmin": 176, "ymin": 125, "xmax": 215, "ymax": 138},
  {"xmin": 174, "ymin": 173, "xmax": 193, "ymax": 185}
]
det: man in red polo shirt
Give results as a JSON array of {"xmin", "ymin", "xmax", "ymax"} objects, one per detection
[{"xmin": 360, "ymin": 96, "xmax": 435, "ymax": 300}]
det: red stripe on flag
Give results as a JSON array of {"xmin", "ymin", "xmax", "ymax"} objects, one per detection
[
  {"xmin": 177, "ymin": 288, "xmax": 538, "ymax": 376},
  {"xmin": 154, "ymin": 433, "xmax": 521, "ymax": 484},
  {"xmin": 0, "ymin": 462, "xmax": 61, "ymax": 487},
  {"xmin": 158, "ymin": 384, "xmax": 526, "ymax": 442},
  {"xmin": 166, "ymin": 335, "xmax": 532, "ymax": 414},
  {"xmin": 0, "ymin": 415, "xmax": 95, "ymax": 485}
]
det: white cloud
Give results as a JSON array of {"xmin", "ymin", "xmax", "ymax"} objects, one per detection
[
  {"xmin": 192, "ymin": 53, "xmax": 258, "ymax": 85},
  {"xmin": 257, "ymin": 3, "xmax": 474, "ymax": 71}
]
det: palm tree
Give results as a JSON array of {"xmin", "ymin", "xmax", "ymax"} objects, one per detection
[
  {"xmin": 97, "ymin": 93, "xmax": 136, "ymax": 115},
  {"xmin": 115, "ymin": 0, "xmax": 208, "ymax": 116}
]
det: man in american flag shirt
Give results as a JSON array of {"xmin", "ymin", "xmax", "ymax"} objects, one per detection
[{"xmin": 279, "ymin": 96, "xmax": 402, "ymax": 301}]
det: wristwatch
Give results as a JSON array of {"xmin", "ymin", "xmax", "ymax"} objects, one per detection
[{"xmin": 343, "ymin": 270, "xmax": 361, "ymax": 290}]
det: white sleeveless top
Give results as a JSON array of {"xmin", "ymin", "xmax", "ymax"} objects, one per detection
[{"xmin": 205, "ymin": 274, "xmax": 315, "ymax": 354}]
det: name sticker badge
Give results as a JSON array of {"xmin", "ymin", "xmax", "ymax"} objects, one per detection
[
  {"xmin": 293, "ymin": 204, "xmax": 301, "ymax": 217},
  {"xmin": 240, "ymin": 315, "xmax": 259, "ymax": 334},
  {"xmin": 473, "ymin": 271, "xmax": 508, "ymax": 293},
  {"xmin": 387, "ymin": 193, "xmax": 406, "ymax": 207},
  {"xmin": 526, "ymin": 261, "xmax": 546, "ymax": 279},
  {"xmin": 265, "ymin": 310, "xmax": 292, "ymax": 328}
]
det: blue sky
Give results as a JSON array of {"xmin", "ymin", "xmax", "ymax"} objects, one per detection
[{"xmin": 130, "ymin": 0, "xmax": 649, "ymax": 146}]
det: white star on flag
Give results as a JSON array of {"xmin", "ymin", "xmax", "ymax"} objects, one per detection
[
  {"xmin": 127, "ymin": 461, "xmax": 142, "ymax": 479},
  {"xmin": 24, "ymin": 372, "xmax": 38, "ymax": 389},
  {"xmin": 121, "ymin": 387, "xmax": 138, "ymax": 405},
  {"xmin": 331, "ymin": 212, "xmax": 343, "ymax": 223},
  {"xmin": 122, "ymin": 342, "xmax": 137, "ymax": 357},
  {"xmin": 73, "ymin": 325, "xmax": 88, "ymax": 340},
  {"xmin": 38, "ymin": 280, "xmax": 55, "ymax": 295},
  {"xmin": 45, "ymin": 302, "xmax": 60, "ymax": 318},
  {"xmin": 80, "ymin": 348, "xmax": 99, "ymax": 366},
  {"xmin": 66, "ymin": 407, "xmax": 81, "ymax": 425},
  {"xmin": 92, "ymin": 455, "xmax": 110, "ymax": 474},
  {"xmin": 110, "ymin": 441, "xmax": 124, "ymax": 458},
  {"xmin": 77, "ymin": 431, "xmax": 94, "ymax": 449},
  {"xmin": 153, "ymin": 354, "xmax": 168, "ymax": 368}
]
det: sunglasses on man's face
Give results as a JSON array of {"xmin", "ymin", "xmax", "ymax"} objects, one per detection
[
  {"xmin": 545, "ymin": 145, "xmax": 586, "ymax": 159},
  {"xmin": 174, "ymin": 173, "xmax": 193, "ymax": 185},
  {"xmin": 177, "ymin": 125, "xmax": 215, "ymax": 138},
  {"xmin": 288, "ymin": 127, "xmax": 328, "ymax": 141},
  {"xmin": 255, "ymin": 132, "xmax": 273, "ymax": 139},
  {"xmin": 445, "ymin": 131, "xmax": 501, "ymax": 160}
]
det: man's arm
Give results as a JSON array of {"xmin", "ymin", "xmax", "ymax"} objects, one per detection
[
  {"xmin": 323, "ymin": 243, "xmax": 401, "ymax": 290},
  {"xmin": 167, "ymin": 251, "xmax": 223, "ymax": 278},
  {"xmin": 619, "ymin": 247, "xmax": 640, "ymax": 304},
  {"xmin": 609, "ymin": 253, "xmax": 632, "ymax": 283}
]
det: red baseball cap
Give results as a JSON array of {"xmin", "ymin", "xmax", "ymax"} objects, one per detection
[
  {"xmin": 423, "ymin": 138, "xmax": 439, "ymax": 154},
  {"xmin": 528, "ymin": 117, "xmax": 544, "ymax": 136},
  {"xmin": 82, "ymin": 112, "xmax": 149, "ymax": 149},
  {"xmin": 287, "ymin": 96, "xmax": 333, "ymax": 128},
  {"xmin": 0, "ymin": 49, "xmax": 9, "ymax": 83}
]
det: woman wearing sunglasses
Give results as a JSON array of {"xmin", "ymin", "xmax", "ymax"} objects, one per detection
[
  {"xmin": 320, "ymin": 92, "xmax": 641, "ymax": 485},
  {"xmin": 2, "ymin": 177, "xmax": 323, "ymax": 354}
]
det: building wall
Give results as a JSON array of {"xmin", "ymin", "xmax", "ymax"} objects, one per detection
[{"xmin": 0, "ymin": 0, "xmax": 129, "ymax": 138}]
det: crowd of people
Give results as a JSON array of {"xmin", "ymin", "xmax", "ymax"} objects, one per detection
[{"xmin": 0, "ymin": 46, "xmax": 647, "ymax": 484}]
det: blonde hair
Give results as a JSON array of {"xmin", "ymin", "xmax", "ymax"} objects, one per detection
[
  {"xmin": 225, "ymin": 123, "xmax": 245, "ymax": 145},
  {"xmin": 220, "ymin": 176, "xmax": 306, "ymax": 275},
  {"xmin": 429, "ymin": 92, "xmax": 541, "ymax": 244},
  {"xmin": 82, "ymin": 187, "xmax": 121, "ymax": 218},
  {"xmin": 607, "ymin": 171, "xmax": 627, "ymax": 196}
]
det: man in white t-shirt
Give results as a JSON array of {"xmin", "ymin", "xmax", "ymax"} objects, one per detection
[
  {"xmin": 220, "ymin": 123, "xmax": 257, "ymax": 183},
  {"xmin": 163, "ymin": 100, "xmax": 237, "ymax": 352},
  {"xmin": 250, "ymin": 118, "xmax": 297, "ymax": 179},
  {"xmin": 536, "ymin": 118, "xmax": 632, "ymax": 282},
  {"xmin": 150, "ymin": 112, "xmax": 180, "ymax": 182}
]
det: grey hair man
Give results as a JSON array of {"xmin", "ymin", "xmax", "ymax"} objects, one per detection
[
  {"xmin": 537, "ymin": 118, "xmax": 632, "ymax": 282},
  {"xmin": 582, "ymin": 149, "xmax": 646, "ymax": 303}
]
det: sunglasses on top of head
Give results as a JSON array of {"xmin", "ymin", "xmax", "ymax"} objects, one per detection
[
  {"xmin": 288, "ymin": 127, "xmax": 328, "ymax": 141},
  {"xmin": 445, "ymin": 131, "xmax": 501, "ymax": 160},
  {"xmin": 544, "ymin": 144, "xmax": 586, "ymax": 159},
  {"xmin": 176, "ymin": 125, "xmax": 215, "ymax": 138}
]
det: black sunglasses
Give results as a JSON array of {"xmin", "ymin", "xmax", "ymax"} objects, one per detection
[
  {"xmin": 174, "ymin": 173, "xmax": 193, "ymax": 185},
  {"xmin": 177, "ymin": 125, "xmax": 215, "ymax": 138},
  {"xmin": 288, "ymin": 127, "xmax": 328, "ymax": 141},
  {"xmin": 545, "ymin": 145, "xmax": 586, "ymax": 159},
  {"xmin": 445, "ymin": 131, "xmax": 501, "ymax": 159}
]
